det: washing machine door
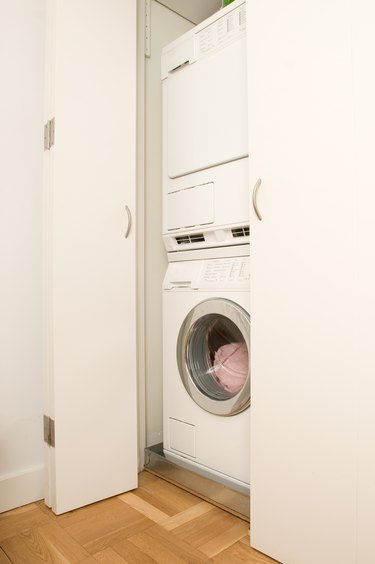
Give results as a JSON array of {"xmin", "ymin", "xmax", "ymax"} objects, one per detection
[{"xmin": 177, "ymin": 298, "xmax": 250, "ymax": 416}]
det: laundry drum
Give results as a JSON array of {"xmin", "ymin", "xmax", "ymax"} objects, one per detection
[{"xmin": 177, "ymin": 298, "xmax": 250, "ymax": 416}]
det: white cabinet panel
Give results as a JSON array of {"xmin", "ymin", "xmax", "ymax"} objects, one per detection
[
  {"xmin": 44, "ymin": 0, "xmax": 137, "ymax": 514},
  {"xmin": 247, "ymin": 1, "xmax": 357, "ymax": 562}
]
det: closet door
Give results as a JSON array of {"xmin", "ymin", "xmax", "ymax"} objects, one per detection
[
  {"xmin": 247, "ymin": 1, "xmax": 357, "ymax": 563},
  {"xmin": 44, "ymin": 0, "xmax": 138, "ymax": 514},
  {"xmin": 352, "ymin": 2, "xmax": 375, "ymax": 561}
]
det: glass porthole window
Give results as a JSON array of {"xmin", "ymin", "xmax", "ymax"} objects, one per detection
[{"xmin": 177, "ymin": 298, "xmax": 250, "ymax": 416}]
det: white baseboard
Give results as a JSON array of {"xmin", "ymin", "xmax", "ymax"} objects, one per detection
[{"xmin": 0, "ymin": 465, "xmax": 44, "ymax": 513}]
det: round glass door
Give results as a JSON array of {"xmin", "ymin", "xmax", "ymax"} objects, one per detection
[{"xmin": 177, "ymin": 298, "xmax": 250, "ymax": 416}]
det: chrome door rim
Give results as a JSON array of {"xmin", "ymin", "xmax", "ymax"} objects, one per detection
[{"xmin": 177, "ymin": 298, "xmax": 250, "ymax": 416}]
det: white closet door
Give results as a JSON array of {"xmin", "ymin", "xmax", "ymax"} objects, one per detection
[
  {"xmin": 247, "ymin": 1, "xmax": 357, "ymax": 563},
  {"xmin": 352, "ymin": 2, "xmax": 375, "ymax": 561},
  {"xmin": 44, "ymin": 0, "xmax": 138, "ymax": 514}
]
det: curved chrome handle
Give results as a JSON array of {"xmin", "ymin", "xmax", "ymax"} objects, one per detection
[
  {"xmin": 252, "ymin": 178, "xmax": 262, "ymax": 221},
  {"xmin": 124, "ymin": 205, "xmax": 132, "ymax": 238}
]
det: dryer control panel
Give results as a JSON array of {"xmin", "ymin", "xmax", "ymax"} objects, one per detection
[{"xmin": 195, "ymin": 2, "xmax": 246, "ymax": 59}]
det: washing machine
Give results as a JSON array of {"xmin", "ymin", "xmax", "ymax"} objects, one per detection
[{"xmin": 163, "ymin": 247, "xmax": 250, "ymax": 493}]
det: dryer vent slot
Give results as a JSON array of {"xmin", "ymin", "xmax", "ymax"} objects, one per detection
[
  {"xmin": 175, "ymin": 233, "xmax": 205, "ymax": 245},
  {"xmin": 231, "ymin": 226, "xmax": 249, "ymax": 238}
]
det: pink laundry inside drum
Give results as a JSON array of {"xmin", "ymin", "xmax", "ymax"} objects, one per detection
[{"xmin": 213, "ymin": 342, "xmax": 248, "ymax": 394}]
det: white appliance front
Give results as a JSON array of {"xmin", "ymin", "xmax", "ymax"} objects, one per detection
[
  {"xmin": 163, "ymin": 254, "xmax": 250, "ymax": 492},
  {"xmin": 162, "ymin": 0, "xmax": 249, "ymax": 253}
]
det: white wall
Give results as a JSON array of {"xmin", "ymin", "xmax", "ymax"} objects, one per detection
[
  {"xmin": 145, "ymin": 1, "xmax": 193, "ymax": 446},
  {"xmin": 0, "ymin": 0, "xmax": 45, "ymax": 511}
]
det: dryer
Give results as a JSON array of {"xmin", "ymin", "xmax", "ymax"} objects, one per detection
[
  {"xmin": 162, "ymin": 0, "xmax": 249, "ymax": 254},
  {"xmin": 163, "ymin": 248, "xmax": 250, "ymax": 493}
]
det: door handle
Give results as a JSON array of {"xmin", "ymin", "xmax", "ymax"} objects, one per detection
[
  {"xmin": 252, "ymin": 178, "xmax": 262, "ymax": 221},
  {"xmin": 124, "ymin": 205, "xmax": 132, "ymax": 238}
]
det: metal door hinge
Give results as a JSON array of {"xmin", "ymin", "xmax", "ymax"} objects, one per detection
[
  {"xmin": 145, "ymin": 0, "xmax": 151, "ymax": 58},
  {"xmin": 44, "ymin": 118, "xmax": 55, "ymax": 151},
  {"xmin": 43, "ymin": 414, "xmax": 55, "ymax": 447}
]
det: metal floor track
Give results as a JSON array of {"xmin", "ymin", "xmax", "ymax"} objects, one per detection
[{"xmin": 144, "ymin": 443, "xmax": 250, "ymax": 521}]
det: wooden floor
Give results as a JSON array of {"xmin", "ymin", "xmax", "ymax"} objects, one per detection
[{"xmin": 0, "ymin": 471, "xmax": 278, "ymax": 563}]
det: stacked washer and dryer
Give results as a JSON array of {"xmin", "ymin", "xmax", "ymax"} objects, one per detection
[{"xmin": 162, "ymin": 0, "xmax": 250, "ymax": 494}]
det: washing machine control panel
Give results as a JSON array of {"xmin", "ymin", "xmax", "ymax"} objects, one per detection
[
  {"xmin": 200, "ymin": 257, "xmax": 249, "ymax": 288},
  {"xmin": 163, "ymin": 256, "xmax": 250, "ymax": 290}
]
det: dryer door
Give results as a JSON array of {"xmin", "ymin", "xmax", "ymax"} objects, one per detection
[
  {"xmin": 177, "ymin": 298, "xmax": 250, "ymax": 416},
  {"xmin": 166, "ymin": 36, "xmax": 248, "ymax": 180}
]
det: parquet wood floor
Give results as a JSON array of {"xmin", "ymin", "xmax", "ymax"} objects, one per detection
[{"xmin": 0, "ymin": 471, "xmax": 278, "ymax": 563}]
